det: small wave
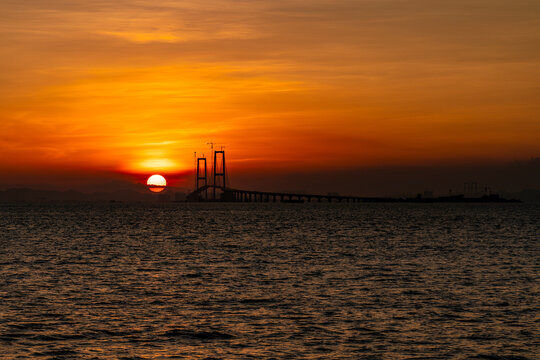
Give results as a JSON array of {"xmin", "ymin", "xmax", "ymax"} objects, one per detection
[
  {"xmin": 7, "ymin": 322, "xmax": 48, "ymax": 330},
  {"xmin": 0, "ymin": 333, "xmax": 30, "ymax": 342},
  {"xmin": 462, "ymin": 334, "xmax": 499, "ymax": 341},
  {"xmin": 470, "ymin": 355, "xmax": 531, "ymax": 360},
  {"xmin": 351, "ymin": 326, "xmax": 378, "ymax": 333},
  {"xmin": 401, "ymin": 289, "xmax": 425, "ymax": 295},
  {"xmin": 31, "ymin": 334, "xmax": 87, "ymax": 341},
  {"xmin": 183, "ymin": 272, "xmax": 204, "ymax": 278},
  {"xmin": 238, "ymin": 298, "xmax": 276, "ymax": 304},
  {"xmin": 95, "ymin": 329, "xmax": 138, "ymax": 337},
  {"xmin": 33, "ymin": 348, "xmax": 78, "ymax": 357},
  {"xmin": 162, "ymin": 328, "xmax": 234, "ymax": 340}
]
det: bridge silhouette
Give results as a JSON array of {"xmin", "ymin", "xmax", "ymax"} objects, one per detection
[
  {"xmin": 187, "ymin": 184, "xmax": 366, "ymax": 203},
  {"xmin": 184, "ymin": 149, "xmax": 519, "ymax": 203},
  {"xmin": 186, "ymin": 149, "xmax": 370, "ymax": 203}
]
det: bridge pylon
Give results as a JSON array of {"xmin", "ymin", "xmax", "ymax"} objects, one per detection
[
  {"xmin": 213, "ymin": 150, "xmax": 226, "ymax": 200},
  {"xmin": 196, "ymin": 157, "xmax": 207, "ymax": 201}
]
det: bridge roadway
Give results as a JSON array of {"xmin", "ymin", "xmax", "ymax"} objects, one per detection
[
  {"xmin": 188, "ymin": 185, "xmax": 364, "ymax": 203},
  {"xmin": 185, "ymin": 185, "xmax": 519, "ymax": 203}
]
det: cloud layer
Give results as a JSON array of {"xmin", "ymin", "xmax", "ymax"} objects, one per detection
[{"xmin": 1, "ymin": 0, "xmax": 539, "ymax": 184}]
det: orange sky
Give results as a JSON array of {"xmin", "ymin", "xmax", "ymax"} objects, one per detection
[{"xmin": 1, "ymin": 0, "xmax": 539, "ymax": 187}]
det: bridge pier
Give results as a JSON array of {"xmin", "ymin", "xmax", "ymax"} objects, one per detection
[{"xmin": 187, "ymin": 185, "xmax": 364, "ymax": 203}]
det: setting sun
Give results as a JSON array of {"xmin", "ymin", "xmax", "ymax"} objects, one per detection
[{"xmin": 147, "ymin": 174, "xmax": 167, "ymax": 193}]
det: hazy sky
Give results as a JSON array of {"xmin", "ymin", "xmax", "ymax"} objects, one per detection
[{"xmin": 1, "ymin": 0, "xmax": 539, "ymax": 188}]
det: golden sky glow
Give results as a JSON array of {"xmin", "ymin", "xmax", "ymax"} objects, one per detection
[{"xmin": 1, "ymin": 1, "xmax": 539, "ymax": 186}]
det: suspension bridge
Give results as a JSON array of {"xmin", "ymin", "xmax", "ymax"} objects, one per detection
[
  {"xmin": 184, "ymin": 149, "xmax": 519, "ymax": 203},
  {"xmin": 185, "ymin": 149, "xmax": 364, "ymax": 203}
]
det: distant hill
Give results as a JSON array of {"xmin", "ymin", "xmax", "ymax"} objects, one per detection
[{"xmin": 0, "ymin": 188, "xmax": 163, "ymax": 202}]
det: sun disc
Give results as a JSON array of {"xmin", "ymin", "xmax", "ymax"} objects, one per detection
[{"xmin": 147, "ymin": 174, "xmax": 167, "ymax": 193}]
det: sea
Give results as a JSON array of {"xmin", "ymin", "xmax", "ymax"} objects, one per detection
[{"xmin": 0, "ymin": 202, "xmax": 538, "ymax": 359}]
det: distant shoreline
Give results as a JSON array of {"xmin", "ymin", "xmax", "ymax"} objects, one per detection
[
  {"xmin": 0, "ymin": 188, "xmax": 530, "ymax": 203},
  {"xmin": 357, "ymin": 194, "xmax": 520, "ymax": 203}
]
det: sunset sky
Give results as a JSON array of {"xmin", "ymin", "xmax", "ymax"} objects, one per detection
[{"xmin": 1, "ymin": 0, "xmax": 539, "ymax": 191}]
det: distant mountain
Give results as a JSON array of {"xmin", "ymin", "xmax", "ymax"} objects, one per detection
[{"xmin": 0, "ymin": 188, "xmax": 165, "ymax": 202}]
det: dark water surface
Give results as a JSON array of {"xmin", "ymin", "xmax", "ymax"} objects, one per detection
[{"xmin": 0, "ymin": 203, "xmax": 538, "ymax": 359}]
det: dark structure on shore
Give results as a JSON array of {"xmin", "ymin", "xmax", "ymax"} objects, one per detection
[{"xmin": 186, "ymin": 150, "xmax": 519, "ymax": 203}]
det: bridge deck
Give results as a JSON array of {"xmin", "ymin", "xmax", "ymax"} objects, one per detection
[
  {"xmin": 188, "ymin": 185, "xmax": 368, "ymax": 202},
  {"xmin": 186, "ymin": 185, "xmax": 517, "ymax": 203}
]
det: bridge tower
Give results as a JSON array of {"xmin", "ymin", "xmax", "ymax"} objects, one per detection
[
  {"xmin": 196, "ymin": 157, "xmax": 208, "ymax": 201},
  {"xmin": 213, "ymin": 150, "xmax": 226, "ymax": 200}
]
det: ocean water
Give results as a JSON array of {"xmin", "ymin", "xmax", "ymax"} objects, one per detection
[{"xmin": 0, "ymin": 202, "xmax": 538, "ymax": 359}]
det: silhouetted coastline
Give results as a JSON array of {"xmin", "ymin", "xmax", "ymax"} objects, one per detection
[
  {"xmin": 0, "ymin": 187, "xmax": 530, "ymax": 203},
  {"xmin": 360, "ymin": 194, "xmax": 521, "ymax": 203}
]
